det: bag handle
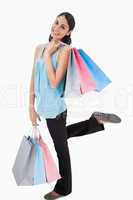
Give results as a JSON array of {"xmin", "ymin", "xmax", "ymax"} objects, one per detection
[{"xmin": 32, "ymin": 125, "xmax": 41, "ymax": 139}]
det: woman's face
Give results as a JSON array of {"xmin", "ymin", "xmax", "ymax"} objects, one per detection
[{"xmin": 50, "ymin": 15, "xmax": 71, "ymax": 41}]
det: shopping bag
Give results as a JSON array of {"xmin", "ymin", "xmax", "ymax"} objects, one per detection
[
  {"xmin": 12, "ymin": 135, "xmax": 35, "ymax": 186},
  {"xmin": 78, "ymin": 48, "xmax": 112, "ymax": 91},
  {"xmin": 72, "ymin": 48, "xmax": 96, "ymax": 94},
  {"xmin": 38, "ymin": 135, "xmax": 62, "ymax": 183},
  {"xmin": 12, "ymin": 126, "xmax": 47, "ymax": 186},
  {"xmin": 64, "ymin": 49, "xmax": 81, "ymax": 98},
  {"xmin": 31, "ymin": 137, "xmax": 47, "ymax": 185},
  {"xmin": 20, "ymin": 138, "xmax": 36, "ymax": 186}
]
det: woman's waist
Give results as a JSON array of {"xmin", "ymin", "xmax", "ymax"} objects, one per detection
[
  {"xmin": 40, "ymin": 88, "xmax": 64, "ymax": 98},
  {"xmin": 36, "ymin": 92, "xmax": 66, "ymax": 104}
]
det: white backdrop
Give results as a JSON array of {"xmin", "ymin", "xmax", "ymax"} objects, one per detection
[{"xmin": 0, "ymin": 0, "xmax": 133, "ymax": 199}]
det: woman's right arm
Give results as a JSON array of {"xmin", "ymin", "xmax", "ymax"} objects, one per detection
[{"xmin": 29, "ymin": 45, "xmax": 41, "ymax": 125}]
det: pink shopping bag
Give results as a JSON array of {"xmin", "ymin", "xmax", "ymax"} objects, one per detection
[
  {"xmin": 72, "ymin": 48, "xmax": 96, "ymax": 94},
  {"xmin": 38, "ymin": 135, "xmax": 62, "ymax": 183}
]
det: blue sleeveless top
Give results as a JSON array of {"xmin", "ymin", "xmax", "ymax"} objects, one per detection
[{"xmin": 34, "ymin": 43, "xmax": 67, "ymax": 119}]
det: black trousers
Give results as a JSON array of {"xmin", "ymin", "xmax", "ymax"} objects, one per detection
[{"xmin": 46, "ymin": 109, "xmax": 104, "ymax": 196}]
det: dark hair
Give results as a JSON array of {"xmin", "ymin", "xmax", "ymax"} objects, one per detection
[{"xmin": 49, "ymin": 12, "xmax": 75, "ymax": 45}]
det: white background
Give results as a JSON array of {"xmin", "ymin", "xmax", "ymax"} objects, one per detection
[{"xmin": 0, "ymin": 0, "xmax": 133, "ymax": 199}]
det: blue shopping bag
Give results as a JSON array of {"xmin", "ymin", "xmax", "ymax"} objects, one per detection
[
  {"xmin": 31, "ymin": 138, "xmax": 47, "ymax": 185},
  {"xmin": 78, "ymin": 49, "xmax": 112, "ymax": 91}
]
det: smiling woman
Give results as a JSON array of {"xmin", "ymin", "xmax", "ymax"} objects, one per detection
[
  {"xmin": 28, "ymin": 11, "xmax": 121, "ymax": 200},
  {"xmin": 49, "ymin": 12, "xmax": 75, "ymax": 45}
]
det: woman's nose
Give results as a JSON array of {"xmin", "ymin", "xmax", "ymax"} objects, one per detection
[
  {"xmin": 54, "ymin": 25, "xmax": 60, "ymax": 31},
  {"xmin": 54, "ymin": 28, "xmax": 59, "ymax": 32}
]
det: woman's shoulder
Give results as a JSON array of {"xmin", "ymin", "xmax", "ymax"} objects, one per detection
[
  {"xmin": 57, "ymin": 42, "xmax": 72, "ymax": 61},
  {"xmin": 60, "ymin": 41, "xmax": 72, "ymax": 50},
  {"xmin": 35, "ymin": 43, "xmax": 48, "ymax": 58},
  {"xmin": 35, "ymin": 43, "xmax": 48, "ymax": 51},
  {"xmin": 59, "ymin": 42, "xmax": 72, "ymax": 54}
]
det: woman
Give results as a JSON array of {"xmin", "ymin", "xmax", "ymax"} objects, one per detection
[{"xmin": 29, "ymin": 12, "xmax": 121, "ymax": 200}]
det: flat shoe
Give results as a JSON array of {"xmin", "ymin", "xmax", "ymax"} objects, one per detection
[
  {"xmin": 92, "ymin": 112, "xmax": 121, "ymax": 123},
  {"xmin": 44, "ymin": 191, "xmax": 64, "ymax": 200}
]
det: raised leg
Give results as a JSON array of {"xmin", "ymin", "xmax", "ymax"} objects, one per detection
[{"xmin": 56, "ymin": 109, "xmax": 105, "ymax": 139}]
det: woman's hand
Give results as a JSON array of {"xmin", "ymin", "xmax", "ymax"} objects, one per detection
[
  {"xmin": 29, "ymin": 106, "xmax": 41, "ymax": 126},
  {"xmin": 44, "ymin": 40, "xmax": 61, "ymax": 57}
]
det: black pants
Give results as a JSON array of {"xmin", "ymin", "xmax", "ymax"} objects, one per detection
[{"xmin": 46, "ymin": 109, "xmax": 104, "ymax": 196}]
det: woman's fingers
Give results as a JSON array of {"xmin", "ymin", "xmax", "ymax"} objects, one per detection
[{"xmin": 32, "ymin": 121, "xmax": 38, "ymax": 126}]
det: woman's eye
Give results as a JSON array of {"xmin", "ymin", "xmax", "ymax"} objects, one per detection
[{"xmin": 61, "ymin": 26, "xmax": 65, "ymax": 29}]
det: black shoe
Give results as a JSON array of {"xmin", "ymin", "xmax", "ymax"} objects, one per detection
[{"xmin": 92, "ymin": 112, "xmax": 121, "ymax": 123}]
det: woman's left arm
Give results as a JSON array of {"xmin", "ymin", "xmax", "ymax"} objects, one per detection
[{"xmin": 44, "ymin": 46, "xmax": 71, "ymax": 88}]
